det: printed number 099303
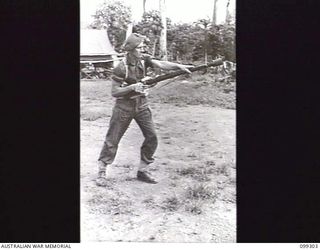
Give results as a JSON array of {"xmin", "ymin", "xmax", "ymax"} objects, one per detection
[{"xmin": 300, "ymin": 244, "xmax": 318, "ymax": 248}]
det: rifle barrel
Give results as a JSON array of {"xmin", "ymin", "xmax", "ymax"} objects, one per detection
[{"xmin": 143, "ymin": 58, "xmax": 223, "ymax": 86}]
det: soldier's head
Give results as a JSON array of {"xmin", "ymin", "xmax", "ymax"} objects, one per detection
[{"xmin": 123, "ymin": 33, "xmax": 146, "ymax": 52}]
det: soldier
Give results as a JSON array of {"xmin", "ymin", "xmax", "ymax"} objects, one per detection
[{"xmin": 96, "ymin": 33, "xmax": 192, "ymax": 186}]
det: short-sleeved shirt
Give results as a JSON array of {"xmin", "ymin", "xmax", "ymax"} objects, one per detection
[{"xmin": 112, "ymin": 53, "xmax": 153, "ymax": 85}]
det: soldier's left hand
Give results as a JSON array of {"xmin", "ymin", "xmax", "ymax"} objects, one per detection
[
  {"xmin": 179, "ymin": 65, "xmax": 193, "ymax": 74},
  {"xmin": 141, "ymin": 88, "xmax": 149, "ymax": 97}
]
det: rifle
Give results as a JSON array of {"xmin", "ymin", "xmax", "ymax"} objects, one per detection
[{"xmin": 141, "ymin": 58, "xmax": 224, "ymax": 87}]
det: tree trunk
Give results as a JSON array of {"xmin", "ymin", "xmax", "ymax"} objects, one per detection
[
  {"xmin": 159, "ymin": 0, "xmax": 167, "ymax": 60},
  {"xmin": 204, "ymin": 28, "xmax": 208, "ymax": 64},
  {"xmin": 143, "ymin": 0, "xmax": 146, "ymax": 14},
  {"xmin": 152, "ymin": 38, "xmax": 158, "ymax": 57},
  {"xmin": 126, "ymin": 23, "xmax": 133, "ymax": 40},
  {"xmin": 225, "ymin": 0, "xmax": 231, "ymax": 24},
  {"xmin": 212, "ymin": 0, "xmax": 218, "ymax": 25}
]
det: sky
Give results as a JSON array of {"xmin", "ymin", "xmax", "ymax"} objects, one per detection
[{"xmin": 80, "ymin": 0, "xmax": 236, "ymax": 27}]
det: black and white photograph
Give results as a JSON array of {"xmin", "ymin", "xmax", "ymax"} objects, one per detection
[
  {"xmin": 80, "ymin": 0, "xmax": 236, "ymax": 242},
  {"xmin": 2, "ymin": 0, "xmax": 320, "ymax": 245}
]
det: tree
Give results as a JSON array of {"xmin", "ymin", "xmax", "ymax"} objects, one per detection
[
  {"xmin": 167, "ymin": 22, "xmax": 204, "ymax": 62},
  {"xmin": 89, "ymin": 0, "xmax": 132, "ymax": 52},
  {"xmin": 225, "ymin": 0, "xmax": 231, "ymax": 24},
  {"xmin": 197, "ymin": 19, "xmax": 211, "ymax": 63},
  {"xmin": 212, "ymin": 0, "xmax": 218, "ymax": 25},
  {"xmin": 134, "ymin": 10, "xmax": 163, "ymax": 56},
  {"xmin": 143, "ymin": 0, "xmax": 147, "ymax": 14},
  {"xmin": 159, "ymin": 0, "xmax": 167, "ymax": 60},
  {"xmin": 219, "ymin": 24, "xmax": 236, "ymax": 61}
]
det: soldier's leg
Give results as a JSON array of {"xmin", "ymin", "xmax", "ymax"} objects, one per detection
[
  {"xmin": 96, "ymin": 106, "xmax": 133, "ymax": 186},
  {"xmin": 134, "ymin": 107, "xmax": 158, "ymax": 184}
]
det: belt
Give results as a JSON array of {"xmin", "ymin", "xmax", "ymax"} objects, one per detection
[{"xmin": 116, "ymin": 94, "xmax": 146, "ymax": 100}]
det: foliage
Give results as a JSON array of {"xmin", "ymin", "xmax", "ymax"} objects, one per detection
[
  {"xmin": 167, "ymin": 23, "xmax": 198, "ymax": 62},
  {"xmin": 209, "ymin": 24, "xmax": 236, "ymax": 62},
  {"xmin": 89, "ymin": 1, "xmax": 235, "ymax": 62},
  {"xmin": 89, "ymin": 0, "xmax": 132, "ymax": 51},
  {"xmin": 166, "ymin": 18, "xmax": 235, "ymax": 63},
  {"xmin": 167, "ymin": 19, "xmax": 235, "ymax": 63},
  {"xmin": 134, "ymin": 10, "xmax": 172, "ymax": 57},
  {"xmin": 134, "ymin": 10, "xmax": 163, "ymax": 36}
]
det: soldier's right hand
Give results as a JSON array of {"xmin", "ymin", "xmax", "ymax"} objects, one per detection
[{"xmin": 131, "ymin": 82, "xmax": 144, "ymax": 93}]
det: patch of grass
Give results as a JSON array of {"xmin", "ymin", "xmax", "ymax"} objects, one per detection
[
  {"xmin": 169, "ymin": 182, "xmax": 177, "ymax": 187},
  {"xmin": 81, "ymin": 106, "xmax": 109, "ymax": 121},
  {"xmin": 162, "ymin": 196, "xmax": 180, "ymax": 212},
  {"xmin": 205, "ymin": 160, "xmax": 216, "ymax": 167},
  {"xmin": 142, "ymin": 197, "xmax": 154, "ymax": 204},
  {"xmin": 211, "ymin": 162, "xmax": 235, "ymax": 176},
  {"xmin": 124, "ymin": 177, "xmax": 136, "ymax": 182},
  {"xmin": 228, "ymin": 176, "xmax": 236, "ymax": 185},
  {"xmin": 176, "ymin": 167, "xmax": 197, "ymax": 176},
  {"xmin": 197, "ymin": 170, "xmax": 213, "ymax": 182},
  {"xmin": 187, "ymin": 152, "xmax": 198, "ymax": 158},
  {"xmin": 142, "ymin": 196, "xmax": 161, "ymax": 209},
  {"xmin": 186, "ymin": 184, "xmax": 218, "ymax": 201},
  {"xmin": 149, "ymin": 72, "xmax": 235, "ymax": 109},
  {"xmin": 176, "ymin": 166, "xmax": 212, "ymax": 182},
  {"xmin": 183, "ymin": 184, "xmax": 219, "ymax": 214},
  {"xmin": 191, "ymin": 74, "xmax": 211, "ymax": 82},
  {"xmin": 81, "ymin": 73, "xmax": 235, "ymax": 109},
  {"xmin": 87, "ymin": 195, "xmax": 133, "ymax": 215},
  {"xmin": 169, "ymin": 175, "xmax": 179, "ymax": 180},
  {"xmin": 81, "ymin": 111, "xmax": 106, "ymax": 121},
  {"xmin": 114, "ymin": 164, "xmax": 133, "ymax": 169},
  {"xmin": 189, "ymin": 74, "xmax": 215, "ymax": 88},
  {"xmin": 81, "ymin": 80, "xmax": 110, "ymax": 101},
  {"xmin": 184, "ymin": 199, "xmax": 204, "ymax": 214},
  {"xmin": 87, "ymin": 194, "xmax": 105, "ymax": 206},
  {"xmin": 220, "ymin": 187, "xmax": 236, "ymax": 204}
]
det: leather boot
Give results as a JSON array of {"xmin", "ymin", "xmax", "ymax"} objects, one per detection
[
  {"xmin": 96, "ymin": 161, "xmax": 108, "ymax": 187},
  {"xmin": 137, "ymin": 171, "xmax": 157, "ymax": 184}
]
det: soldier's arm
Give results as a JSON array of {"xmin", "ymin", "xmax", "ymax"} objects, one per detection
[
  {"xmin": 150, "ymin": 60, "xmax": 193, "ymax": 73},
  {"xmin": 111, "ymin": 79, "xmax": 143, "ymax": 98},
  {"xmin": 110, "ymin": 61, "xmax": 144, "ymax": 97}
]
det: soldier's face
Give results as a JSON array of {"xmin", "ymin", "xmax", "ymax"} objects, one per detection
[{"xmin": 136, "ymin": 42, "xmax": 147, "ymax": 54}]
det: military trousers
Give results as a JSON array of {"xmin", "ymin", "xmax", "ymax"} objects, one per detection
[{"xmin": 98, "ymin": 96, "xmax": 158, "ymax": 166}]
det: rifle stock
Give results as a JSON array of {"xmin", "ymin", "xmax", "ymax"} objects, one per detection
[{"xmin": 142, "ymin": 58, "xmax": 224, "ymax": 86}]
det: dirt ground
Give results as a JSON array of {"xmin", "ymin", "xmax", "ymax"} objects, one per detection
[{"xmin": 80, "ymin": 78, "xmax": 236, "ymax": 242}]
